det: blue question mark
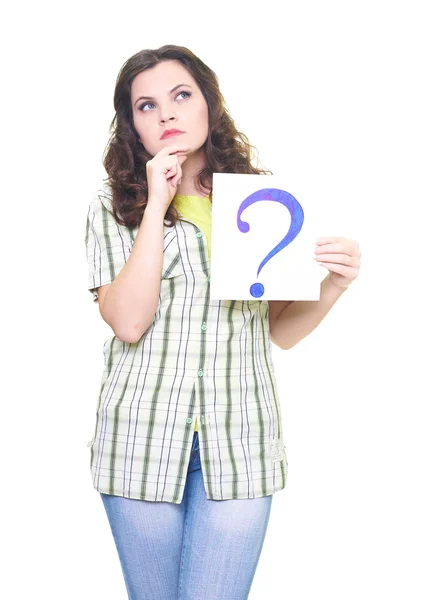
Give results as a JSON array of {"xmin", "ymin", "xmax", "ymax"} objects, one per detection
[{"xmin": 236, "ymin": 188, "xmax": 304, "ymax": 298}]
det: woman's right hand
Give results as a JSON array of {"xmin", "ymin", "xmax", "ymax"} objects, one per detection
[{"xmin": 145, "ymin": 144, "xmax": 190, "ymax": 212}]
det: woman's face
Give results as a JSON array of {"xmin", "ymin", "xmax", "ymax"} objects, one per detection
[{"xmin": 131, "ymin": 60, "xmax": 209, "ymax": 157}]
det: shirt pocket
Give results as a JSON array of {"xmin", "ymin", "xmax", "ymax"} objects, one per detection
[
  {"xmin": 220, "ymin": 299, "xmax": 264, "ymax": 313},
  {"xmin": 161, "ymin": 228, "xmax": 185, "ymax": 279}
]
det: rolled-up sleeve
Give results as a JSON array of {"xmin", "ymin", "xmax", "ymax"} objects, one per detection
[{"xmin": 85, "ymin": 190, "xmax": 133, "ymax": 302}]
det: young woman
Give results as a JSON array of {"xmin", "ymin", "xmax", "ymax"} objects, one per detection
[{"xmin": 85, "ymin": 44, "xmax": 360, "ymax": 600}]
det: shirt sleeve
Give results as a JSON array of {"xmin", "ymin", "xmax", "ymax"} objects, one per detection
[{"xmin": 85, "ymin": 189, "xmax": 133, "ymax": 302}]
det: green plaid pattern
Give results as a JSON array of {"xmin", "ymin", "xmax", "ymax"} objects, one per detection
[{"xmin": 85, "ymin": 185, "xmax": 288, "ymax": 503}]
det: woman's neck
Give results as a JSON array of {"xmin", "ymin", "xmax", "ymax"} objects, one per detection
[{"xmin": 174, "ymin": 147, "xmax": 211, "ymax": 197}]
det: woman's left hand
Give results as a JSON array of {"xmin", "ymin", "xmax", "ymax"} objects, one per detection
[{"xmin": 314, "ymin": 237, "xmax": 361, "ymax": 289}]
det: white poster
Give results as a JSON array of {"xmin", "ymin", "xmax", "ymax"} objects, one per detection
[{"xmin": 210, "ymin": 173, "xmax": 328, "ymax": 301}]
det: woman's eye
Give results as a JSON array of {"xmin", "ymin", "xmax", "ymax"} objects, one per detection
[{"xmin": 139, "ymin": 91, "xmax": 191, "ymax": 112}]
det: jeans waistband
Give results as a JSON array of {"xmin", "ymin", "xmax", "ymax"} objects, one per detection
[{"xmin": 192, "ymin": 430, "xmax": 199, "ymax": 452}]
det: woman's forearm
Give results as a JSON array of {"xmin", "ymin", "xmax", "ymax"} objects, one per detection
[
  {"xmin": 271, "ymin": 275, "xmax": 348, "ymax": 350},
  {"xmin": 101, "ymin": 200, "xmax": 166, "ymax": 344}
]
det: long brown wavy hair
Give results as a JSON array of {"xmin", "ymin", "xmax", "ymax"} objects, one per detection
[{"xmin": 102, "ymin": 44, "xmax": 272, "ymax": 229}]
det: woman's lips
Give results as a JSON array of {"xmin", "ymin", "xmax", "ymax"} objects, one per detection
[{"xmin": 162, "ymin": 131, "xmax": 184, "ymax": 139}]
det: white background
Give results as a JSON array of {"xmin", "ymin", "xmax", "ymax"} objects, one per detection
[{"xmin": 2, "ymin": 0, "xmax": 445, "ymax": 598}]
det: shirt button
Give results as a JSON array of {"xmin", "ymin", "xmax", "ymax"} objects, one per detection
[
  {"xmin": 201, "ymin": 323, "xmax": 207, "ymax": 331},
  {"xmin": 186, "ymin": 417, "xmax": 193, "ymax": 424},
  {"xmin": 196, "ymin": 231, "xmax": 203, "ymax": 238},
  {"xmin": 198, "ymin": 369, "xmax": 204, "ymax": 376}
]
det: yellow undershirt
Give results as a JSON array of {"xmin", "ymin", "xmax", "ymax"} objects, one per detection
[{"xmin": 173, "ymin": 194, "xmax": 212, "ymax": 433}]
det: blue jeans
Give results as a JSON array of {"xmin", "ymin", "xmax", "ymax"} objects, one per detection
[{"xmin": 100, "ymin": 431, "xmax": 273, "ymax": 600}]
